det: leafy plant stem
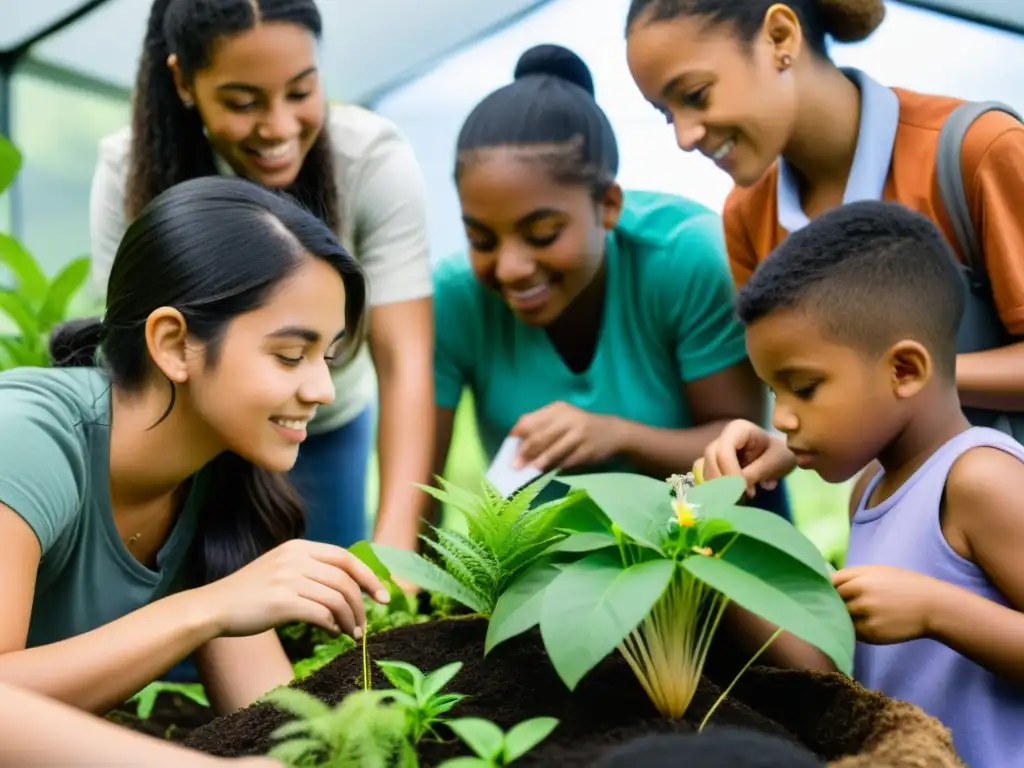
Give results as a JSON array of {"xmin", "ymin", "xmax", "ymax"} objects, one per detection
[{"xmin": 697, "ymin": 626, "xmax": 783, "ymax": 732}]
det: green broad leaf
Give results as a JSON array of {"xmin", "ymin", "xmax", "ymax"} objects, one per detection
[
  {"xmin": 684, "ymin": 474, "xmax": 747, "ymax": 509},
  {"xmin": 0, "ymin": 290, "xmax": 39, "ymax": 340},
  {"xmin": 504, "ymin": 716, "xmax": 559, "ymax": 763},
  {"xmin": 350, "ymin": 539, "xmax": 414, "ymax": 614},
  {"xmin": 375, "ymin": 660, "xmax": 421, "ymax": 695},
  {"xmin": 37, "ymin": 256, "xmax": 90, "ymax": 333},
  {"xmin": 709, "ymin": 504, "xmax": 833, "ymax": 580},
  {"xmin": 373, "ymin": 543, "xmax": 491, "ymax": 615},
  {"xmin": 684, "ymin": 541, "xmax": 855, "ymax": 675},
  {"xmin": 543, "ymin": 530, "xmax": 618, "ymax": 555},
  {"xmin": 554, "ymin": 493, "xmax": 609, "ymax": 534},
  {"xmin": 421, "ymin": 660, "xmax": 463, "ymax": 699},
  {"xmin": 446, "ymin": 717, "xmax": 506, "ymax": 761},
  {"xmin": 349, "ymin": 539, "xmax": 393, "ymax": 581},
  {"xmin": 486, "ymin": 561, "xmax": 562, "ymax": 654},
  {"xmin": 539, "ymin": 551, "xmax": 675, "ymax": 690},
  {"xmin": 0, "ymin": 233, "xmax": 47, "ymax": 306},
  {"xmin": 0, "ymin": 135, "xmax": 21, "ymax": 197},
  {"xmin": 436, "ymin": 758, "xmax": 489, "ymax": 768},
  {"xmin": 562, "ymin": 473, "xmax": 672, "ymax": 554}
]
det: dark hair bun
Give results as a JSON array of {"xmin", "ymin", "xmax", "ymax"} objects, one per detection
[
  {"xmin": 514, "ymin": 44, "xmax": 594, "ymax": 96},
  {"xmin": 819, "ymin": 0, "xmax": 886, "ymax": 43}
]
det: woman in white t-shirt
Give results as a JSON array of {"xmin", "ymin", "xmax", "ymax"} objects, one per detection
[{"xmin": 89, "ymin": 0, "xmax": 434, "ymax": 565}]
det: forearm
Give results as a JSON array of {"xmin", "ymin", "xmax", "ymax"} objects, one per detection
[
  {"xmin": 0, "ymin": 682, "xmax": 255, "ymax": 767},
  {"xmin": 197, "ymin": 632, "xmax": 295, "ymax": 716},
  {"xmin": 373, "ymin": 359, "xmax": 435, "ymax": 551},
  {"xmin": 957, "ymin": 344, "xmax": 1024, "ymax": 411},
  {"xmin": 927, "ymin": 581, "xmax": 1024, "ymax": 684},
  {"xmin": 0, "ymin": 589, "xmax": 219, "ymax": 714},
  {"xmin": 611, "ymin": 417, "xmax": 731, "ymax": 478}
]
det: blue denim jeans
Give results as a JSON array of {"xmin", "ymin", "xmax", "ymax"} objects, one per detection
[{"xmin": 161, "ymin": 406, "xmax": 374, "ymax": 684}]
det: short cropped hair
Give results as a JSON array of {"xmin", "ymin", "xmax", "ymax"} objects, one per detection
[{"xmin": 735, "ymin": 200, "xmax": 965, "ymax": 376}]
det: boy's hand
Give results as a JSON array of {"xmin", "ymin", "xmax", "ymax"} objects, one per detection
[
  {"xmin": 832, "ymin": 565, "xmax": 942, "ymax": 644},
  {"xmin": 699, "ymin": 419, "xmax": 797, "ymax": 497}
]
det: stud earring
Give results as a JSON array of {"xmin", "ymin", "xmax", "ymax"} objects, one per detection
[
  {"xmin": 779, "ymin": 53, "xmax": 793, "ymax": 70},
  {"xmin": 182, "ymin": 98, "xmax": 194, "ymax": 109}
]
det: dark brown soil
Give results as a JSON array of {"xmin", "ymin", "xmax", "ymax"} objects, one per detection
[
  {"xmin": 186, "ymin": 617, "xmax": 815, "ymax": 766},
  {"xmin": 107, "ymin": 691, "xmax": 215, "ymax": 743}
]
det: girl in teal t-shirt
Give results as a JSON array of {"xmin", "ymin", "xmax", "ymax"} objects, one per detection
[
  {"xmin": 433, "ymin": 44, "xmax": 784, "ymax": 513},
  {"xmin": 0, "ymin": 177, "xmax": 387, "ymax": 725}
]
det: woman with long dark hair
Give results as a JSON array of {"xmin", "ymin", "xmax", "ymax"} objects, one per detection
[
  {"xmin": 89, "ymin": 0, "xmax": 435, "ymax": 558},
  {"xmin": 0, "ymin": 176, "xmax": 387, "ymax": 716}
]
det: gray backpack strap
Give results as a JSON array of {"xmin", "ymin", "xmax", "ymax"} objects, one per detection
[{"xmin": 936, "ymin": 100, "xmax": 1024, "ymax": 283}]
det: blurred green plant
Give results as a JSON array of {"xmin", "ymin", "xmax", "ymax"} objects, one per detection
[{"xmin": 0, "ymin": 132, "xmax": 91, "ymax": 370}]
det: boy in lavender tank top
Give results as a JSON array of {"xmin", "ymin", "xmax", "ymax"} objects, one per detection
[{"xmin": 700, "ymin": 200, "xmax": 1024, "ymax": 768}]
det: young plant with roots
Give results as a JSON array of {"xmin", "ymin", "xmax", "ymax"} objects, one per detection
[
  {"xmin": 486, "ymin": 471, "xmax": 855, "ymax": 722},
  {"xmin": 373, "ymin": 473, "xmax": 587, "ymax": 616}
]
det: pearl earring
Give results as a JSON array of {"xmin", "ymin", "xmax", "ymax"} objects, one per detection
[{"xmin": 779, "ymin": 53, "xmax": 793, "ymax": 70}]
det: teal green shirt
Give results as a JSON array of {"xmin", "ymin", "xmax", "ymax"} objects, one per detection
[
  {"xmin": 433, "ymin": 189, "xmax": 748, "ymax": 469},
  {"xmin": 0, "ymin": 367, "xmax": 203, "ymax": 648}
]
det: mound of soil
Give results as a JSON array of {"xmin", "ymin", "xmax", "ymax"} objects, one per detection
[{"xmin": 184, "ymin": 617, "xmax": 961, "ymax": 767}]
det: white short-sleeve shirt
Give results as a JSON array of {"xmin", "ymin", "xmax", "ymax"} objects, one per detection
[{"xmin": 89, "ymin": 103, "xmax": 433, "ymax": 433}]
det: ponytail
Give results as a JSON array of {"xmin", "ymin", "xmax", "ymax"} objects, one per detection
[
  {"xmin": 189, "ymin": 452, "xmax": 306, "ymax": 585},
  {"xmin": 125, "ymin": 0, "xmax": 215, "ymax": 221},
  {"xmin": 49, "ymin": 317, "xmax": 104, "ymax": 368}
]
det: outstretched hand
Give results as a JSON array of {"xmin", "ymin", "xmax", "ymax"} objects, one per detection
[{"xmin": 196, "ymin": 540, "xmax": 391, "ymax": 641}]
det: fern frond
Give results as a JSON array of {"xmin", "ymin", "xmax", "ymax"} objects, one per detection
[{"xmin": 422, "ymin": 531, "xmax": 497, "ymax": 610}]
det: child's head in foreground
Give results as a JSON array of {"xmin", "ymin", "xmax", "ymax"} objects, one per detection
[{"xmin": 735, "ymin": 199, "xmax": 966, "ymax": 483}]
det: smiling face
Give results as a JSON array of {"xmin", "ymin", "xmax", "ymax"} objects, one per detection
[
  {"xmin": 745, "ymin": 307, "xmax": 905, "ymax": 484},
  {"xmin": 182, "ymin": 255, "xmax": 347, "ymax": 472},
  {"xmin": 175, "ymin": 21, "xmax": 325, "ymax": 188},
  {"xmin": 457, "ymin": 149, "xmax": 622, "ymax": 326},
  {"xmin": 626, "ymin": 12, "xmax": 799, "ymax": 187}
]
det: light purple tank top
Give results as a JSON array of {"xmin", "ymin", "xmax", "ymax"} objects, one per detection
[{"xmin": 846, "ymin": 427, "xmax": 1024, "ymax": 768}]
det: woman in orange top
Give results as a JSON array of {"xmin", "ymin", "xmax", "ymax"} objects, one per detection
[{"xmin": 626, "ymin": 0, "xmax": 1024, "ymax": 423}]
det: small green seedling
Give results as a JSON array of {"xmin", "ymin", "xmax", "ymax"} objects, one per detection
[
  {"xmin": 129, "ymin": 681, "xmax": 209, "ymax": 720},
  {"xmin": 376, "ymin": 660, "xmax": 466, "ymax": 743},
  {"xmin": 437, "ymin": 716, "xmax": 559, "ymax": 767}
]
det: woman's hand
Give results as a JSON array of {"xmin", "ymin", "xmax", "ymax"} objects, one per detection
[
  {"xmin": 698, "ymin": 419, "xmax": 797, "ymax": 497},
  {"xmin": 194, "ymin": 540, "xmax": 390, "ymax": 640},
  {"xmin": 511, "ymin": 401, "xmax": 620, "ymax": 471}
]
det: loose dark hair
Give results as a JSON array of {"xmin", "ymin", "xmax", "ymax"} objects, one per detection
[
  {"xmin": 50, "ymin": 176, "xmax": 366, "ymax": 584},
  {"xmin": 126, "ymin": 0, "xmax": 340, "ymax": 232},
  {"xmin": 625, "ymin": 0, "xmax": 886, "ymax": 58},
  {"xmin": 455, "ymin": 44, "xmax": 619, "ymax": 198},
  {"xmin": 734, "ymin": 200, "xmax": 965, "ymax": 377}
]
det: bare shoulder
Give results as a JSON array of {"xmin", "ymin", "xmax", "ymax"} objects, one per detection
[{"xmin": 945, "ymin": 445, "xmax": 1024, "ymax": 537}]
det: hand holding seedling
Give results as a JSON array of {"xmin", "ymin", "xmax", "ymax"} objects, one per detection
[
  {"xmin": 832, "ymin": 565, "xmax": 939, "ymax": 644},
  {"xmin": 197, "ymin": 539, "xmax": 391, "ymax": 640},
  {"xmin": 698, "ymin": 419, "xmax": 797, "ymax": 497},
  {"xmin": 510, "ymin": 401, "xmax": 618, "ymax": 471}
]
